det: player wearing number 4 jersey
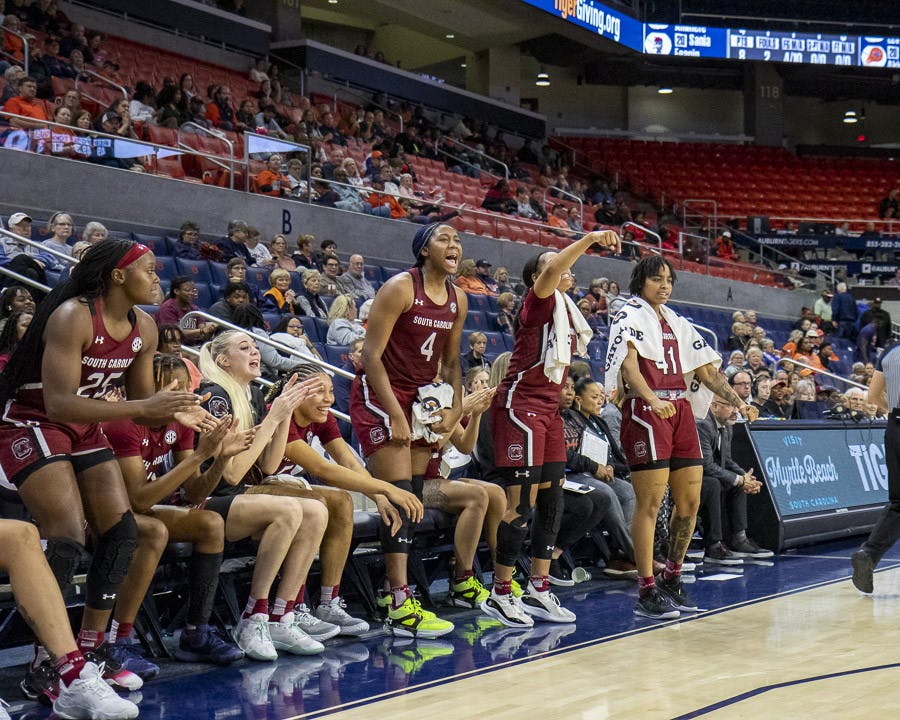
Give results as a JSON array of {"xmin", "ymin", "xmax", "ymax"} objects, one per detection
[
  {"xmin": 350, "ymin": 223, "xmax": 466, "ymax": 638},
  {"xmin": 0, "ymin": 240, "xmax": 215, "ymax": 703},
  {"xmin": 605, "ymin": 256, "xmax": 758, "ymax": 621}
]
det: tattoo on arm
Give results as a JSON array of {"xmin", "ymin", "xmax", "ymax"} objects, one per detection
[
  {"xmin": 705, "ymin": 373, "xmax": 744, "ymax": 408},
  {"xmin": 667, "ymin": 514, "xmax": 695, "ymax": 563}
]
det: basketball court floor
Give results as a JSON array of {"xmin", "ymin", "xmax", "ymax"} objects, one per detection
[{"xmin": 5, "ymin": 538, "xmax": 898, "ymax": 719}]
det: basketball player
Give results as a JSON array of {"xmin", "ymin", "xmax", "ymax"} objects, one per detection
[
  {"xmin": 350, "ymin": 223, "xmax": 466, "ymax": 637},
  {"xmin": 608, "ymin": 256, "xmax": 757, "ymax": 620},
  {"xmin": 851, "ymin": 340, "xmax": 899, "ymax": 593},
  {"xmin": 483, "ymin": 230, "xmax": 621, "ymax": 628},
  {"xmin": 0, "ymin": 240, "xmax": 216, "ymax": 700}
]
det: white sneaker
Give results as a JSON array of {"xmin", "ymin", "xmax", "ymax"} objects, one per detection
[
  {"xmin": 233, "ymin": 614, "xmax": 278, "ymax": 661},
  {"xmin": 53, "ymin": 662, "xmax": 140, "ymax": 720},
  {"xmin": 293, "ymin": 603, "xmax": 341, "ymax": 641},
  {"xmin": 315, "ymin": 597, "xmax": 370, "ymax": 636},
  {"xmin": 268, "ymin": 617, "xmax": 325, "ymax": 655},
  {"xmin": 0, "ymin": 699, "xmax": 10, "ymax": 720},
  {"xmin": 480, "ymin": 589, "xmax": 534, "ymax": 628},
  {"xmin": 521, "ymin": 583, "xmax": 577, "ymax": 623}
]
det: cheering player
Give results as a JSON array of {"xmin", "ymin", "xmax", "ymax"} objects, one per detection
[
  {"xmin": 350, "ymin": 223, "xmax": 466, "ymax": 637},
  {"xmin": 484, "ymin": 230, "xmax": 620, "ymax": 627},
  {"xmin": 0, "ymin": 239, "xmax": 214, "ymax": 700},
  {"xmin": 606, "ymin": 256, "xmax": 758, "ymax": 619}
]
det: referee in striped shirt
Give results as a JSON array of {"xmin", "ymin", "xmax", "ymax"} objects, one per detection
[{"xmin": 851, "ymin": 340, "xmax": 900, "ymax": 593}]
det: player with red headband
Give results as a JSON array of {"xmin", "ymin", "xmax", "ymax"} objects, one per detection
[{"xmin": 0, "ymin": 239, "xmax": 216, "ymax": 709}]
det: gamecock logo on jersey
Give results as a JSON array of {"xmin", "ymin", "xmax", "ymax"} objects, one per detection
[
  {"xmin": 370, "ymin": 427, "xmax": 386, "ymax": 445},
  {"xmin": 164, "ymin": 429, "xmax": 177, "ymax": 445},
  {"xmin": 12, "ymin": 438, "xmax": 33, "ymax": 461},
  {"xmin": 634, "ymin": 440, "xmax": 648, "ymax": 459},
  {"xmin": 508, "ymin": 443, "xmax": 523, "ymax": 461},
  {"xmin": 208, "ymin": 396, "xmax": 230, "ymax": 418},
  {"xmin": 132, "ymin": 337, "xmax": 143, "ymax": 352}
]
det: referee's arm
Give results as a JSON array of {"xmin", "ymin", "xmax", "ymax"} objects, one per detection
[{"xmin": 868, "ymin": 371, "xmax": 888, "ymax": 416}]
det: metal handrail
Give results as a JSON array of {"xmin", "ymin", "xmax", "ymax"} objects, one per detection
[
  {"xmin": 725, "ymin": 225, "xmax": 830, "ymax": 289},
  {"xmin": 74, "ymin": 68, "xmax": 128, "ymax": 108},
  {"xmin": 435, "ymin": 147, "xmax": 501, "ymax": 182},
  {"xmin": 690, "ymin": 323, "xmax": 719, "ymax": 352},
  {"xmin": 0, "ymin": 264, "xmax": 52, "ymax": 295},
  {"xmin": 178, "ymin": 122, "xmax": 235, "ymax": 190},
  {"xmin": 621, "ymin": 221, "xmax": 663, "ymax": 251},
  {"xmin": 1, "ymin": 27, "xmax": 30, "ymax": 75},
  {"xmin": 441, "ymin": 137, "xmax": 509, "ymax": 181},
  {"xmin": 0, "ymin": 227, "xmax": 77, "ymax": 266},
  {"xmin": 776, "ymin": 356, "xmax": 868, "ymax": 391},
  {"xmin": 542, "ymin": 186, "xmax": 584, "ymax": 229},
  {"xmin": 243, "ymin": 131, "xmax": 311, "ymax": 193},
  {"xmin": 180, "ymin": 310, "xmax": 354, "ymax": 381}
]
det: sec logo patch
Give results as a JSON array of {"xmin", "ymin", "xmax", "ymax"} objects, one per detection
[
  {"xmin": 132, "ymin": 337, "xmax": 143, "ymax": 352},
  {"xmin": 164, "ymin": 429, "xmax": 178, "ymax": 445}
]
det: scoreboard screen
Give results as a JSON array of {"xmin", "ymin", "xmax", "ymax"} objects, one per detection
[{"xmin": 522, "ymin": 1, "xmax": 900, "ymax": 68}]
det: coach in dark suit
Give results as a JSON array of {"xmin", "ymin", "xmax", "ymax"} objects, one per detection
[{"xmin": 697, "ymin": 396, "xmax": 772, "ymax": 562}]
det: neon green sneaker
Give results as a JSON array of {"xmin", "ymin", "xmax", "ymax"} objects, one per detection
[
  {"xmin": 385, "ymin": 597, "xmax": 454, "ymax": 639},
  {"xmin": 456, "ymin": 616, "xmax": 504, "ymax": 646},
  {"xmin": 510, "ymin": 579, "xmax": 524, "ymax": 598},
  {"xmin": 375, "ymin": 591, "xmax": 392, "ymax": 618},
  {"xmin": 449, "ymin": 575, "xmax": 490, "ymax": 608}
]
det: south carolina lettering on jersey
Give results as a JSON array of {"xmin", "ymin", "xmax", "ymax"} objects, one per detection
[
  {"xmin": 412, "ymin": 316, "xmax": 454, "ymax": 330},
  {"xmin": 81, "ymin": 356, "xmax": 134, "ymax": 369}
]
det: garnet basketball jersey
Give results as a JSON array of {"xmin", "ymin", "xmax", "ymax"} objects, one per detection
[
  {"xmin": 497, "ymin": 290, "xmax": 576, "ymax": 415},
  {"xmin": 378, "ymin": 266, "xmax": 458, "ymax": 394},
  {"xmin": 14, "ymin": 298, "xmax": 143, "ymax": 414},
  {"xmin": 635, "ymin": 318, "xmax": 686, "ymax": 391}
]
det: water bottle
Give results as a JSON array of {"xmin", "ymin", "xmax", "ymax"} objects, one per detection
[{"xmin": 571, "ymin": 567, "xmax": 592, "ymax": 583}]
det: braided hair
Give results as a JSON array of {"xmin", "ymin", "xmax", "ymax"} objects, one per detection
[{"xmin": 0, "ymin": 239, "xmax": 140, "ymax": 404}]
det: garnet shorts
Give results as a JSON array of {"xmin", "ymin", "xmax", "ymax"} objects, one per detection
[
  {"xmin": 491, "ymin": 406, "xmax": 566, "ymax": 469},
  {"xmin": 620, "ymin": 397, "xmax": 702, "ymax": 471},
  {"xmin": 349, "ymin": 375, "xmax": 433, "ymax": 458}
]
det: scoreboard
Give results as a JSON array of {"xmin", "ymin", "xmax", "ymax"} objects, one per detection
[{"xmin": 523, "ymin": 0, "xmax": 900, "ymax": 68}]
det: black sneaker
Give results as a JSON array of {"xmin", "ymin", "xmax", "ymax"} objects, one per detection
[
  {"xmin": 21, "ymin": 660, "xmax": 60, "ymax": 706},
  {"xmin": 655, "ymin": 573, "xmax": 699, "ymax": 612},
  {"xmin": 548, "ymin": 559, "xmax": 575, "ymax": 587},
  {"xmin": 851, "ymin": 549, "xmax": 875, "ymax": 594},
  {"xmin": 176, "ymin": 625, "xmax": 244, "ymax": 665},
  {"xmin": 729, "ymin": 537, "xmax": 774, "ymax": 559},
  {"xmin": 705, "ymin": 541, "xmax": 743, "ymax": 566},
  {"xmin": 634, "ymin": 587, "xmax": 680, "ymax": 620}
]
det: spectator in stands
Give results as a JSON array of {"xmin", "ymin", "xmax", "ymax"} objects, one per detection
[
  {"xmin": 126, "ymin": 81, "xmax": 156, "ymax": 124},
  {"xmin": 762, "ymin": 379, "xmax": 792, "ymax": 418},
  {"xmin": 292, "ymin": 235, "xmax": 316, "ymax": 270},
  {"xmin": 1, "ymin": 66, "xmax": 25, "ymax": 104},
  {"xmin": 492, "ymin": 266, "xmax": 514, "ymax": 296},
  {"xmin": 234, "ymin": 99, "xmax": 256, "ymax": 130},
  {"xmin": 888, "ymin": 267, "xmax": 900, "ymax": 287},
  {"xmin": 513, "ymin": 186, "xmax": 538, "ymax": 219},
  {"xmin": 178, "ymin": 72, "xmax": 195, "ymax": 101},
  {"xmin": 831, "ymin": 281, "xmax": 859, "ymax": 340},
  {"xmin": 0, "ymin": 284, "xmax": 35, "ymax": 334},
  {"xmin": 548, "ymin": 203, "xmax": 577, "ymax": 237},
  {"xmin": 697, "ymin": 396, "xmax": 768, "ymax": 564},
  {"xmin": 495, "ymin": 292, "xmax": 516, "ymax": 334},
  {"xmin": 255, "ymin": 104, "xmax": 290, "ymax": 141},
  {"xmin": 715, "ymin": 230, "xmax": 737, "ymax": 261},
  {"xmin": 879, "ymin": 188, "xmax": 899, "ymax": 219},
  {"xmin": 454, "ymin": 258, "xmax": 494, "ymax": 296},
  {"xmin": 187, "ymin": 95, "xmax": 210, "ymax": 129},
  {"xmin": 269, "ymin": 316, "xmax": 322, "ymax": 364},
  {"xmin": 566, "ymin": 206, "xmax": 584, "ymax": 233},
  {"xmin": 298, "ymin": 269, "xmax": 328, "ymax": 319},
  {"xmin": 728, "ymin": 371, "xmax": 753, "ymax": 407},
  {"xmin": 723, "ymin": 351, "xmax": 745, "ymax": 379},
  {"xmin": 2, "ymin": 75, "xmax": 48, "ymax": 128},
  {"xmin": 792, "ymin": 332, "xmax": 824, "ymax": 376},
  {"xmin": 751, "ymin": 376, "xmax": 771, "ymax": 414},
  {"xmin": 460, "ymin": 331, "xmax": 490, "ymax": 374},
  {"xmin": 255, "ymin": 154, "xmax": 289, "ymax": 198},
  {"xmin": 336, "ymin": 254, "xmax": 376, "ymax": 301},
  {"xmin": 475, "ymin": 259, "xmax": 499, "ymax": 294},
  {"xmin": 155, "ymin": 85, "xmax": 188, "ymax": 129},
  {"xmin": 585, "ymin": 278, "xmax": 608, "ymax": 316},
  {"xmin": 725, "ymin": 322, "xmax": 752, "ymax": 353},
  {"xmin": 172, "ymin": 221, "xmax": 203, "ymax": 260},
  {"xmin": 80, "ymin": 221, "xmax": 106, "ymax": 245},
  {"xmin": 41, "ymin": 211, "xmax": 73, "ymax": 260},
  {"xmin": 157, "ymin": 276, "xmax": 214, "ymax": 345},
  {"xmin": 860, "ymin": 297, "xmax": 892, "ymax": 348},
  {"xmin": 262, "ymin": 268, "xmax": 300, "ymax": 315},
  {"xmin": 528, "ymin": 187, "xmax": 548, "ymax": 221},
  {"xmin": 576, "ymin": 298, "xmax": 604, "ymax": 336},
  {"xmin": 0, "ymin": 308, "xmax": 31, "ymax": 368},
  {"xmin": 331, "ymin": 336, "xmax": 363, "ymax": 414},
  {"xmin": 1, "ymin": 212, "xmax": 52, "ymax": 283},
  {"xmin": 745, "ymin": 347, "xmax": 769, "ymax": 375},
  {"xmin": 217, "ymin": 220, "xmax": 253, "ymax": 263},
  {"xmin": 480, "ymin": 179, "xmax": 516, "ymax": 214},
  {"xmin": 814, "ymin": 288, "xmax": 834, "ymax": 325},
  {"xmin": 857, "ymin": 321, "xmax": 878, "ymax": 363},
  {"xmin": 1, "ymin": 13, "xmax": 30, "ymax": 63},
  {"xmin": 59, "ymin": 21, "xmax": 89, "ymax": 60},
  {"xmin": 207, "ymin": 281, "xmax": 250, "ymax": 324},
  {"xmin": 318, "ymin": 256, "xmax": 341, "ymax": 297},
  {"xmin": 266, "ymin": 234, "xmax": 296, "ymax": 272},
  {"xmin": 326, "ymin": 294, "xmax": 365, "ymax": 346},
  {"xmin": 206, "ymin": 85, "xmax": 241, "ymax": 131},
  {"xmin": 606, "ymin": 280, "xmax": 626, "ymax": 316},
  {"xmin": 318, "ymin": 110, "xmax": 346, "ymax": 145}
]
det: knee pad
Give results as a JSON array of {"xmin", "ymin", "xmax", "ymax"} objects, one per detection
[
  {"xmin": 532, "ymin": 482, "xmax": 564, "ymax": 560},
  {"xmin": 379, "ymin": 480, "xmax": 416, "ymax": 554},
  {"xmin": 85, "ymin": 511, "xmax": 137, "ymax": 610},
  {"xmin": 45, "ymin": 537, "xmax": 87, "ymax": 599},
  {"xmin": 496, "ymin": 520, "xmax": 529, "ymax": 567}
]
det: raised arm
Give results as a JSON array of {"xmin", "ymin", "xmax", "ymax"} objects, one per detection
[{"xmin": 533, "ymin": 230, "xmax": 620, "ymax": 299}]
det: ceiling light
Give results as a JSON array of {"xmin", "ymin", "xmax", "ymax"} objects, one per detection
[
  {"xmin": 844, "ymin": 110, "xmax": 857, "ymax": 117},
  {"xmin": 536, "ymin": 69, "xmax": 550, "ymax": 87},
  {"xmin": 843, "ymin": 115, "xmax": 858, "ymax": 123},
  {"xmin": 445, "ymin": 33, "xmax": 455, "ymax": 39},
  {"xmin": 460, "ymin": 62, "xmax": 467, "ymax": 68},
  {"xmin": 327, "ymin": 0, "xmax": 338, "ymax": 4},
  {"xmin": 658, "ymin": 87, "xmax": 673, "ymax": 94}
]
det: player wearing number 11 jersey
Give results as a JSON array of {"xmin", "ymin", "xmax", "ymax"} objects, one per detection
[{"xmin": 350, "ymin": 223, "xmax": 466, "ymax": 638}]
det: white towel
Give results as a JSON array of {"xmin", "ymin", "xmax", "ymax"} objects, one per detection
[
  {"xmin": 604, "ymin": 296, "xmax": 721, "ymax": 419},
  {"xmin": 543, "ymin": 290, "xmax": 595, "ymax": 384},
  {"xmin": 411, "ymin": 382, "xmax": 455, "ymax": 444}
]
